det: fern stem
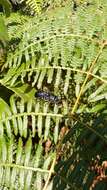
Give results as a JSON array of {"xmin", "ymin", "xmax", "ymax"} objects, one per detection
[
  {"xmin": 71, "ymin": 42, "xmax": 106, "ymax": 114},
  {"xmin": 0, "ymin": 112, "xmax": 63, "ymax": 123},
  {"xmin": 0, "ymin": 163, "xmax": 50, "ymax": 173},
  {"xmin": 20, "ymin": 66, "xmax": 107, "ymax": 85},
  {"xmin": 8, "ymin": 33, "xmax": 99, "ymax": 59}
]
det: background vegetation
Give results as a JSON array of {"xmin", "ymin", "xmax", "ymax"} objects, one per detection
[{"xmin": 0, "ymin": 0, "xmax": 107, "ymax": 189}]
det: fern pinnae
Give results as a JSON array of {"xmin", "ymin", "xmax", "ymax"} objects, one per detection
[
  {"xmin": 23, "ymin": 115, "xmax": 28, "ymax": 138},
  {"xmin": 43, "ymin": 102, "xmax": 49, "ymax": 113},
  {"xmin": 44, "ymin": 115, "xmax": 51, "ymax": 141},
  {"xmin": 88, "ymin": 83, "xmax": 107, "ymax": 101},
  {"xmin": 34, "ymin": 142, "xmax": 43, "ymax": 189},
  {"xmin": 0, "ymin": 122, "xmax": 4, "ymax": 137},
  {"xmin": 37, "ymin": 68, "xmax": 47, "ymax": 89},
  {"xmin": 10, "ymin": 75, "xmax": 19, "ymax": 87},
  {"xmin": 22, "ymin": 0, "xmax": 42, "ymax": 15},
  {"xmin": 5, "ymin": 166, "xmax": 11, "ymax": 187},
  {"xmin": 1, "ymin": 67, "xmax": 17, "ymax": 85},
  {"xmin": 28, "ymin": 70, "xmax": 33, "ymax": 82},
  {"xmin": 30, "ymin": 58, "xmax": 37, "ymax": 85},
  {"xmin": 53, "ymin": 103, "xmax": 59, "ymax": 114},
  {"xmin": 42, "ymin": 152, "xmax": 55, "ymax": 181},
  {"xmin": 34, "ymin": 143, "xmax": 43, "ymax": 190},
  {"xmin": 13, "ymin": 55, "xmax": 18, "ymax": 67},
  {"xmin": 89, "ymin": 92, "xmax": 107, "ymax": 102},
  {"xmin": 53, "ymin": 105, "xmax": 60, "ymax": 143},
  {"xmin": 0, "ymin": 166, "xmax": 3, "ymax": 186},
  {"xmin": 30, "ymin": 45, "xmax": 35, "ymax": 58},
  {"xmin": 35, "ymin": 101, "xmax": 40, "ymax": 113},
  {"xmin": 47, "ymin": 68, "xmax": 54, "ymax": 84},
  {"xmin": 24, "ymin": 169, "xmax": 33, "ymax": 190},
  {"xmin": 25, "ymin": 48, "xmax": 30, "ymax": 62},
  {"xmin": 35, "ymin": 171, "xmax": 42, "ymax": 190},
  {"xmin": 27, "ymin": 99, "xmax": 32, "ymax": 113},
  {"xmin": 64, "ymin": 69, "xmax": 71, "ymax": 95},
  {"xmin": 32, "ymin": 70, "xmax": 40, "ymax": 87},
  {"xmin": 17, "ymin": 54, "xmax": 23, "ymax": 67},
  {"xmin": 19, "ymin": 99, "xmax": 25, "ymax": 113},
  {"xmin": 10, "ymin": 138, "xmax": 22, "ymax": 188},
  {"xmin": 0, "ymin": 138, "xmax": 7, "ymax": 187},
  {"xmin": 12, "ymin": 117, "xmax": 18, "ymax": 135},
  {"xmin": 31, "ymin": 115, "xmax": 36, "ymax": 137},
  {"xmin": 62, "ymin": 100, "xmax": 68, "ymax": 115},
  {"xmin": 37, "ymin": 57, "xmax": 49, "ymax": 89},
  {"xmin": 1, "ymin": 137, "xmax": 7, "ymax": 162},
  {"xmin": 5, "ymin": 139, "xmax": 13, "ymax": 187},
  {"xmin": 37, "ymin": 115, "xmax": 43, "ymax": 138},
  {"xmin": 34, "ymin": 143, "xmax": 43, "ymax": 168},
  {"xmin": 10, "ymin": 95, "xmax": 17, "ymax": 114},
  {"xmin": 18, "ymin": 140, "xmax": 27, "ymax": 189},
  {"xmin": 82, "ymin": 77, "xmax": 98, "ymax": 94},
  {"xmin": 24, "ymin": 138, "xmax": 32, "ymax": 166},
  {"xmin": 17, "ymin": 116, "xmax": 23, "ymax": 136},
  {"xmin": 5, "ymin": 120, "xmax": 11, "ymax": 138},
  {"xmin": 19, "ymin": 166, "xmax": 25, "ymax": 189},
  {"xmin": 54, "ymin": 117, "xmax": 60, "ymax": 144},
  {"xmin": 21, "ymin": 71, "xmax": 27, "ymax": 84},
  {"xmin": 7, "ymin": 138, "xmax": 13, "ymax": 163},
  {"xmin": 16, "ymin": 138, "xmax": 23, "ymax": 165},
  {"xmin": 54, "ymin": 68, "xmax": 62, "ymax": 90}
]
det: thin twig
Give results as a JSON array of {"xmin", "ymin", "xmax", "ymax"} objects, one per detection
[{"xmin": 43, "ymin": 154, "xmax": 56, "ymax": 190}]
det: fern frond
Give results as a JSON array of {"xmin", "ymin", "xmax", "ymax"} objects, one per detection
[
  {"xmin": 20, "ymin": 0, "xmax": 43, "ymax": 14},
  {"xmin": 0, "ymin": 95, "xmax": 65, "ymax": 143},
  {"xmin": 1, "ymin": 1, "xmax": 107, "ymax": 189},
  {"xmin": 0, "ymin": 135, "xmax": 56, "ymax": 189},
  {"xmin": 1, "ymin": 3, "xmax": 106, "ymax": 113},
  {"xmin": 5, "ymin": 13, "xmax": 30, "ymax": 40}
]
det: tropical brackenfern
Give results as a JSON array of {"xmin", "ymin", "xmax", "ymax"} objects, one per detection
[{"xmin": 0, "ymin": 0, "xmax": 107, "ymax": 189}]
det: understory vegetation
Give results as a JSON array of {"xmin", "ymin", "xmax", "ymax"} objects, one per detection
[{"xmin": 0, "ymin": 0, "xmax": 107, "ymax": 189}]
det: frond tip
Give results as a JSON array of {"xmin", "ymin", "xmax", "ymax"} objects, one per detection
[{"xmin": 20, "ymin": 0, "xmax": 43, "ymax": 14}]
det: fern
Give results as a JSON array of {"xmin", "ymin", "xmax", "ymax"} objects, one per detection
[
  {"xmin": 0, "ymin": 135, "xmax": 56, "ymax": 189},
  {"xmin": 3, "ymin": 2, "xmax": 107, "ymax": 113},
  {"xmin": 0, "ymin": 0, "xmax": 107, "ymax": 189},
  {"xmin": 20, "ymin": 0, "xmax": 43, "ymax": 14},
  {"xmin": 0, "ymin": 94, "xmax": 65, "ymax": 142},
  {"xmin": 19, "ymin": 0, "xmax": 69, "ymax": 15},
  {"xmin": 0, "ymin": 96, "xmax": 58, "ymax": 189},
  {"xmin": 0, "ymin": 0, "xmax": 12, "ymax": 17}
]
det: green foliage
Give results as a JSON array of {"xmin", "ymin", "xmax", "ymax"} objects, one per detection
[
  {"xmin": 19, "ymin": 0, "xmax": 70, "ymax": 15},
  {"xmin": 20, "ymin": 0, "xmax": 43, "ymax": 14},
  {"xmin": 0, "ymin": 16, "xmax": 9, "ymax": 46},
  {"xmin": 0, "ymin": 0, "xmax": 107, "ymax": 189},
  {"xmin": 3, "ymin": 2, "xmax": 107, "ymax": 112},
  {"xmin": 0, "ymin": 135, "xmax": 56, "ymax": 189},
  {"xmin": 0, "ymin": 94, "xmax": 62, "ymax": 142},
  {"xmin": 0, "ymin": 0, "xmax": 12, "ymax": 66},
  {"xmin": 0, "ymin": 0, "xmax": 12, "ymax": 17}
]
